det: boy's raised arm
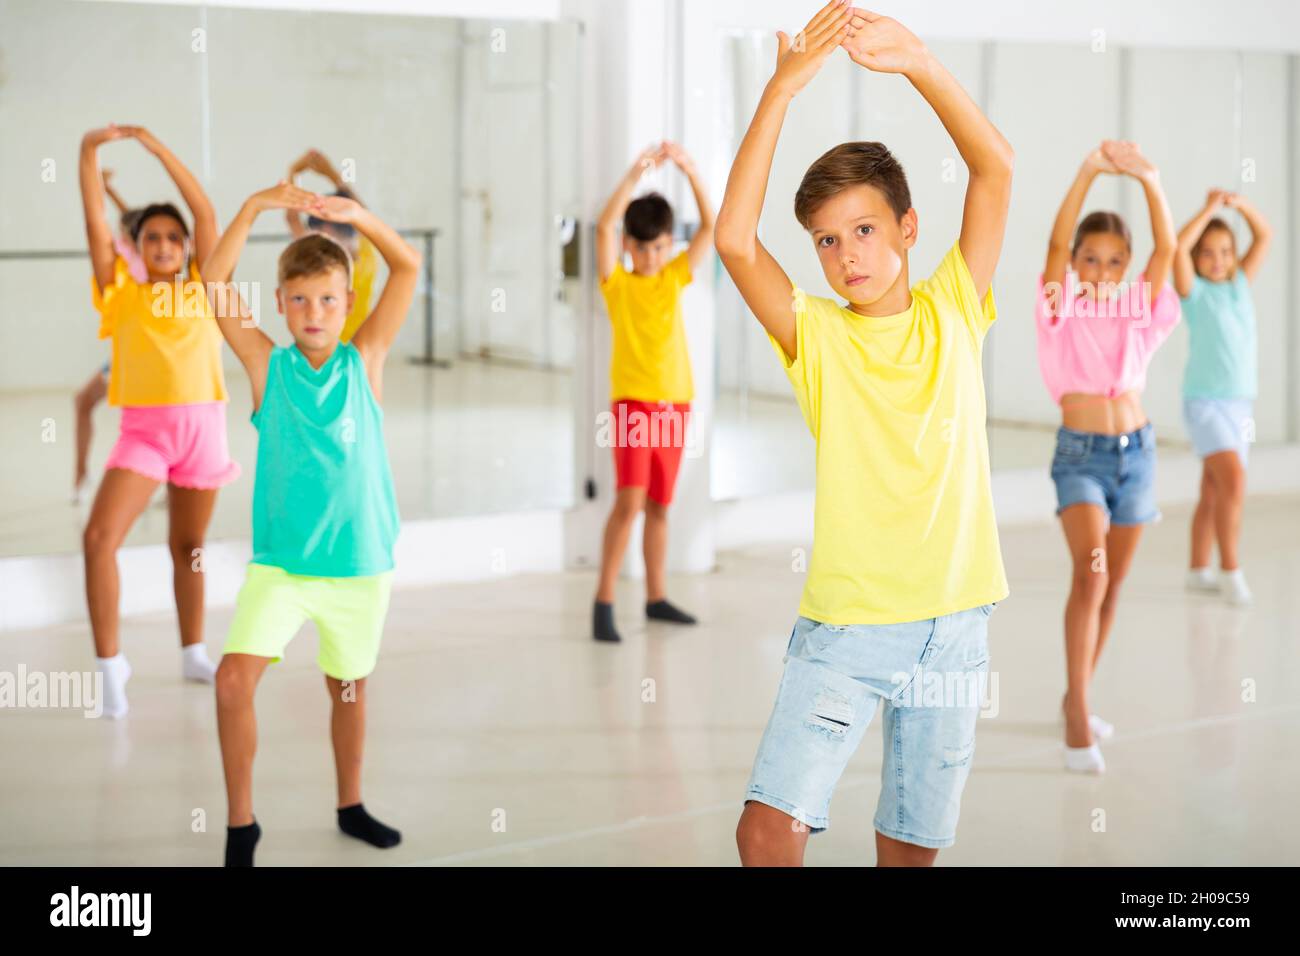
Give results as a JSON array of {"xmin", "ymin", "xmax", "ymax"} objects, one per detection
[
  {"xmin": 715, "ymin": 0, "xmax": 859, "ymax": 362},
  {"xmin": 843, "ymin": 12, "xmax": 1013, "ymax": 300},
  {"xmin": 597, "ymin": 145, "xmax": 665, "ymax": 283},
  {"xmin": 663, "ymin": 143, "xmax": 716, "ymax": 275},
  {"xmin": 204, "ymin": 183, "xmax": 317, "ymax": 377}
]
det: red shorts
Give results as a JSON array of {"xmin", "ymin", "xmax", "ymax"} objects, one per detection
[{"xmin": 610, "ymin": 399, "xmax": 691, "ymax": 506}]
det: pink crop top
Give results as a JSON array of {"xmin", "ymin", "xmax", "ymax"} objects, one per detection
[{"xmin": 1035, "ymin": 272, "xmax": 1180, "ymax": 405}]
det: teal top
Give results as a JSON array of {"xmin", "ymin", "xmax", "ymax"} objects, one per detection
[
  {"xmin": 251, "ymin": 342, "xmax": 399, "ymax": 577},
  {"xmin": 1181, "ymin": 272, "xmax": 1257, "ymax": 400}
]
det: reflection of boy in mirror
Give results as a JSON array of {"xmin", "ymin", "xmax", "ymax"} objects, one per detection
[
  {"xmin": 592, "ymin": 141, "xmax": 716, "ymax": 644},
  {"xmin": 287, "ymin": 149, "xmax": 377, "ymax": 344}
]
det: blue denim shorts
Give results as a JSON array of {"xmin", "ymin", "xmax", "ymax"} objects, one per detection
[
  {"xmin": 1050, "ymin": 423, "xmax": 1159, "ymax": 526},
  {"xmin": 744, "ymin": 605, "xmax": 994, "ymax": 849},
  {"xmin": 1184, "ymin": 398, "xmax": 1253, "ymax": 467}
]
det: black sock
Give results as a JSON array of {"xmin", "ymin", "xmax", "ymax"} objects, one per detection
[
  {"xmin": 646, "ymin": 599, "xmax": 696, "ymax": 625},
  {"xmin": 225, "ymin": 821, "xmax": 261, "ymax": 868},
  {"xmin": 593, "ymin": 601, "xmax": 621, "ymax": 643},
  {"xmin": 338, "ymin": 803, "xmax": 401, "ymax": 849}
]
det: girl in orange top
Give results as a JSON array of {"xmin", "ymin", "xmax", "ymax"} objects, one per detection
[{"xmin": 79, "ymin": 124, "xmax": 239, "ymax": 718}]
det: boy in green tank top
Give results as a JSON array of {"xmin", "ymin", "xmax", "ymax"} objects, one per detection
[{"xmin": 202, "ymin": 181, "xmax": 422, "ymax": 866}]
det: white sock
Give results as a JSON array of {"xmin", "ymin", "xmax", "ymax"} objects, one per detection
[
  {"xmin": 1220, "ymin": 568, "xmax": 1252, "ymax": 606},
  {"xmin": 1088, "ymin": 714, "xmax": 1114, "ymax": 740},
  {"xmin": 1064, "ymin": 743, "xmax": 1105, "ymax": 774},
  {"xmin": 96, "ymin": 654, "xmax": 131, "ymax": 719},
  {"xmin": 182, "ymin": 643, "xmax": 217, "ymax": 683},
  {"xmin": 1186, "ymin": 567, "xmax": 1217, "ymax": 592}
]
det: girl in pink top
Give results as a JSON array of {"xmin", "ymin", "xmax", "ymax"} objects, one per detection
[{"xmin": 1038, "ymin": 141, "xmax": 1178, "ymax": 775}]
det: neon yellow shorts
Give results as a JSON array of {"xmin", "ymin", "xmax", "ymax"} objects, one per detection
[{"xmin": 223, "ymin": 563, "xmax": 394, "ymax": 681}]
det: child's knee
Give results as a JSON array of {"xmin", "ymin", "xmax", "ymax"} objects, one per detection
[{"xmin": 216, "ymin": 659, "xmax": 257, "ymax": 709}]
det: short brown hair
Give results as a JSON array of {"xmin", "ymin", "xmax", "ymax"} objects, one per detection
[
  {"xmin": 795, "ymin": 142, "xmax": 911, "ymax": 230},
  {"xmin": 278, "ymin": 233, "xmax": 353, "ymax": 288},
  {"xmin": 1072, "ymin": 211, "xmax": 1131, "ymax": 256}
]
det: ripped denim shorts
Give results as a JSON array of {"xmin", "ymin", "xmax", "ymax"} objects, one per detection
[{"xmin": 743, "ymin": 605, "xmax": 994, "ymax": 849}]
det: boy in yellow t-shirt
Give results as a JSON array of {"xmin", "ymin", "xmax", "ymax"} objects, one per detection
[
  {"xmin": 286, "ymin": 149, "xmax": 378, "ymax": 342},
  {"xmin": 715, "ymin": 6, "xmax": 1013, "ymax": 866},
  {"xmin": 592, "ymin": 141, "xmax": 715, "ymax": 644}
]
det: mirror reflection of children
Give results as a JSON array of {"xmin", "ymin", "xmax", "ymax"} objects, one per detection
[
  {"xmin": 79, "ymin": 124, "xmax": 239, "ymax": 719},
  {"xmin": 286, "ymin": 149, "xmax": 378, "ymax": 344},
  {"xmin": 203, "ymin": 181, "xmax": 421, "ymax": 866},
  {"xmin": 1174, "ymin": 190, "xmax": 1272, "ymax": 606},
  {"xmin": 592, "ymin": 141, "xmax": 715, "ymax": 644}
]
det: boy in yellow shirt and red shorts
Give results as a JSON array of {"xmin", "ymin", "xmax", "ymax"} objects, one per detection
[
  {"xmin": 593, "ymin": 142, "xmax": 715, "ymax": 643},
  {"xmin": 716, "ymin": 4, "xmax": 1013, "ymax": 865}
]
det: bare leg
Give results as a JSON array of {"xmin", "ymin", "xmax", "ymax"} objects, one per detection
[
  {"xmin": 1058, "ymin": 504, "xmax": 1109, "ymax": 748},
  {"xmin": 1189, "ymin": 462, "xmax": 1216, "ymax": 569},
  {"xmin": 325, "ymin": 675, "xmax": 367, "ymax": 809},
  {"xmin": 73, "ymin": 370, "xmax": 108, "ymax": 491},
  {"xmin": 736, "ymin": 801, "xmax": 811, "ymax": 867},
  {"xmin": 216, "ymin": 654, "xmax": 272, "ymax": 827},
  {"xmin": 1205, "ymin": 451, "xmax": 1245, "ymax": 571},
  {"xmin": 167, "ymin": 485, "xmax": 218, "ymax": 648},
  {"xmin": 83, "ymin": 468, "xmax": 161, "ymax": 658},
  {"xmin": 595, "ymin": 487, "xmax": 647, "ymax": 603},
  {"xmin": 1092, "ymin": 523, "xmax": 1144, "ymax": 676},
  {"xmin": 643, "ymin": 499, "xmax": 669, "ymax": 604},
  {"xmin": 876, "ymin": 830, "xmax": 939, "ymax": 867}
]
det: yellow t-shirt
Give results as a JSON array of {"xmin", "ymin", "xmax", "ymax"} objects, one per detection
[
  {"xmin": 771, "ymin": 242, "xmax": 1009, "ymax": 625},
  {"xmin": 91, "ymin": 258, "xmax": 228, "ymax": 407},
  {"xmin": 600, "ymin": 251, "xmax": 694, "ymax": 403},
  {"xmin": 341, "ymin": 237, "xmax": 378, "ymax": 344}
]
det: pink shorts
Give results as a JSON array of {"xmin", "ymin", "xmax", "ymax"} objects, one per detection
[{"xmin": 105, "ymin": 402, "xmax": 241, "ymax": 489}]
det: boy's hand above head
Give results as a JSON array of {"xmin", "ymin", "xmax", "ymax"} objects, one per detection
[
  {"xmin": 840, "ymin": 10, "xmax": 930, "ymax": 76},
  {"xmin": 634, "ymin": 143, "xmax": 669, "ymax": 175},
  {"xmin": 251, "ymin": 181, "xmax": 320, "ymax": 214},
  {"xmin": 662, "ymin": 141, "xmax": 697, "ymax": 176},
  {"xmin": 309, "ymin": 194, "xmax": 364, "ymax": 225},
  {"xmin": 771, "ymin": 0, "xmax": 859, "ymax": 96}
]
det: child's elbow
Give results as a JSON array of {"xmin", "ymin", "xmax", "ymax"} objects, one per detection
[{"xmin": 713, "ymin": 220, "xmax": 753, "ymax": 261}]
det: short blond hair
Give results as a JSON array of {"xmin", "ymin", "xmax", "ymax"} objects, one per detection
[{"xmin": 278, "ymin": 233, "xmax": 353, "ymax": 288}]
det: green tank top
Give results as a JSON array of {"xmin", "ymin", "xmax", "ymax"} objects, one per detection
[{"xmin": 251, "ymin": 342, "xmax": 399, "ymax": 577}]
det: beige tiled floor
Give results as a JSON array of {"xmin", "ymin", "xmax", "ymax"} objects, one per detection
[{"xmin": 1, "ymin": 495, "xmax": 1297, "ymax": 866}]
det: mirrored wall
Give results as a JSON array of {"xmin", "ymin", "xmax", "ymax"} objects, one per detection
[
  {"xmin": 712, "ymin": 34, "xmax": 1299, "ymax": 500},
  {"xmin": 0, "ymin": 0, "xmax": 582, "ymax": 557}
]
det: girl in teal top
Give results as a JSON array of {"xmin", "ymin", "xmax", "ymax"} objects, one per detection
[{"xmin": 1173, "ymin": 190, "xmax": 1273, "ymax": 607}]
